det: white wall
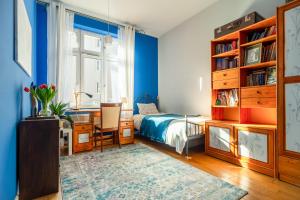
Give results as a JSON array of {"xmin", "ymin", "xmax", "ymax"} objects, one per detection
[{"xmin": 158, "ymin": 0, "xmax": 285, "ymax": 116}]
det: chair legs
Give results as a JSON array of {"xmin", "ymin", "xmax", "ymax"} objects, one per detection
[
  {"xmin": 100, "ymin": 132, "xmax": 103, "ymax": 152},
  {"xmin": 118, "ymin": 130, "xmax": 121, "ymax": 149},
  {"xmin": 93, "ymin": 130, "xmax": 121, "ymax": 152}
]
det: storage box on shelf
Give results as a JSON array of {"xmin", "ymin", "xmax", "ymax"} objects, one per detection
[{"xmin": 207, "ymin": 16, "xmax": 277, "ymax": 177}]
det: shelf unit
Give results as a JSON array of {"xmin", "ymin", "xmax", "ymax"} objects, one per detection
[{"xmin": 207, "ymin": 16, "xmax": 277, "ymax": 177}]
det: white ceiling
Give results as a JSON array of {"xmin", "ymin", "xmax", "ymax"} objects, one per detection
[{"xmin": 60, "ymin": 0, "xmax": 219, "ymax": 37}]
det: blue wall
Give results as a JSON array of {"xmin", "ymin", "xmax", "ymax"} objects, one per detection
[
  {"xmin": 36, "ymin": 7, "xmax": 158, "ymax": 112},
  {"xmin": 0, "ymin": 0, "xmax": 36, "ymax": 199},
  {"xmin": 134, "ymin": 33, "xmax": 158, "ymax": 113},
  {"xmin": 36, "ymin": 3, "xmax": 47, "ymax": 85}
]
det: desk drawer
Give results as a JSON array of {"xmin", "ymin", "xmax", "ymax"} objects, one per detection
[
  {"xmin": 121, "ymin": 121, "xmax": 134, "ymax": 128},
  {"xmin": 213, "ymin": 69, "xmax": 239, "ymax": 81},
  {"xmin": 74, "ymin": 124, "xmax": 93, "ymax": 132},
  {"xmin": 241, "ymin": 98, "xmax": 276, "ymax": 108},
  {"xmin": 241, "ymin": 86, "xmax": 276, "ymax": 98},
  {"xmin": 213, "ymin": 79, "xmax": 239, "ymax": 89}
]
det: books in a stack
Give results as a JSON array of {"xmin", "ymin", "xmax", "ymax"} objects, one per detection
[
  {"xmin": 216, "ymin": 56, "xmax": 238, "ymax": 70},
  {"xmin": 216, "ymin": 89, "xmax": 239, "ymax": 107},
  {"xmin": 247, "ymin": 26, "xmax": 276, "ymax": 42},
  {"xmin": 215, "ymin": 40, "xmax": 238, "ymax": 54},
  {"xmin": 246, "ymin": 66, "xmax": 277, "ymax": 86},
  {"xmin": 262, "ymin": 42, "xmax": 276, "ymax": 62}
]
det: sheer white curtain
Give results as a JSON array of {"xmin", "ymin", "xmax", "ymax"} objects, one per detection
[
  {"xmin": 47, "ymin": 2, "xmax": 75, "ymax": 104},
  {"xmin": 117, "ymin": 26, "xmax": 135, "ymax": 108}
]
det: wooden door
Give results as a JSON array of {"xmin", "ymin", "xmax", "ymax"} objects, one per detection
[
  {"xmin": 235, "ymin": 127, "xmax": 276, "ymax": 177},
  {"xmin": 205, "ymin": 122, "xmax": 236, "ymax": 163},
  {"xmin": 278, "ymin": 0, "xmax": 300, "ymax": 186}
]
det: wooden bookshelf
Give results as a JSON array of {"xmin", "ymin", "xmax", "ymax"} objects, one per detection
[
  {"xmin": 240, "ymin": 34, "xmax": 276, "ymax": 47},
  {"xmin": 212, "ymin": 49, "xmax": 239, "ymax": 58},
  {"xmin": 207, "ymin": 16, "xmax": 278, "ymax": 177},
  {"xmin": 240, "ymin": 60, "xmax": 276, "ymax": 69}
]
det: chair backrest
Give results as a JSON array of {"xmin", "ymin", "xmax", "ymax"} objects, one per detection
[{"xmin": 101, "ymin": 103, "xmax": 122, "ymax": 129}]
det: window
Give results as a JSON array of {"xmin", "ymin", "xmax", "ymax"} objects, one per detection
[{"xmin": 71, "ymin": 29, "xmax": 119, "ymax": 107}]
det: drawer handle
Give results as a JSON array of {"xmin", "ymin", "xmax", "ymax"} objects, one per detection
[
  {"xmin": 223, "ymin": 73, "xmax": 227, "ymax": 76},
  {"xmin": 256, "ymin": 90, "xmax": 261, "ymax": 94},
  {"xmin": 223, "ymin": 82, "xmax": 227, "ymax": 85},
  {"xmin": 257, "ymin": 101, "xmax": 261, "ymax": 104}
]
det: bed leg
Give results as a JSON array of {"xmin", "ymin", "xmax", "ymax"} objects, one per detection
[{"xmin": 185, "ymin": 115, "xmax": 192, "ymax": 160}]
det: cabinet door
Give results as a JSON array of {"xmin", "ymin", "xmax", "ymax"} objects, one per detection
[
  {"xmin": 236, "ymin": 127, "xmax": 275, "ymax": 176},
  {"xmin": 120, "ymin": 126, "xmax": 134, "ymax": 144},
  {"xmin": 205, "ymin": 123, "xmax": 235, "ymax": 161},
  {"xmin": 73, "ymin": 125, "xmax": 93, "ymax": 153},
  {"xmin": 278, "ymin": 1, "xmax": 300, "ymax": 186}
]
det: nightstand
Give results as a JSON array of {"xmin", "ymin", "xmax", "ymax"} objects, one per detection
[{"xmin": 120, "ymin": 119, "xmax": 134, "ymax": 144}]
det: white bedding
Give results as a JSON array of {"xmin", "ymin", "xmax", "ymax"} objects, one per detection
[{"xmin": 134, "ymin": 113, "xmax": 209, "ymax": 154}]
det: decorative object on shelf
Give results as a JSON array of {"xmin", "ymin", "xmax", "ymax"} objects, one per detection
[
  {"xmin": 244, "ymin": 43, "xmax": 262, "ymax": 66},
  {"xmin": 74, "ymin": 91, "xmax": 93, "ymax": 110},
  {"xmin": 266, "ymin": 66, "xmax": 277, "ymax": 85},
  {"xmin": 36, "ymin": 84, "xmax": 57, "ymax": 116},
  {"xmin": 24, "ymin": 82, "xmax": 38, "ymax": 117},
  {"xmin": 216, "ymin": 89, "xmax": 238, "ymax": 107},
  {"xmin": 24, "ymin": 84, "xmax": 57, "ymax": 117},
  {"xmin": 214, "ymin": 12, "xmax": 264, "ymax": 38}
]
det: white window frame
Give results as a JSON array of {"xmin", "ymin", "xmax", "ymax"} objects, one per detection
[{"xmin": 72, "ymin": 28, "xmax": 119, "ymax": 106}]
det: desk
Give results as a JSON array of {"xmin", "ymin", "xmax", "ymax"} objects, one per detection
[{"xmin": 67, "ymin": 108, "xmax": 134, "ymax": 153}]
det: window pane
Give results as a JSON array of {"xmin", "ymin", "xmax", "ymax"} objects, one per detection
[
  {"xmin": 83, "ymin": 34, "xmax": 102, "ymax": 53},
  {"xmin": 105, "ymin": 37, "xmax": 118, "ymax": 59},
  {"xmin": 69, "ymin": 55, "xmax": 79, "ymax": 106},
  {"xmin": 81, "ymin": 56, "xmax": 102, "ymax": 106},
  {"xmin": 71, "ymin": 31, "xmax": 79, "ymax": 50},
  {"xmin": 104, "ymin": 60, "xmax": 122, "ymax": 102}
]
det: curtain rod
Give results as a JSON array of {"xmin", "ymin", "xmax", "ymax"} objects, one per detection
[{"xmin": 36, "ymin": 0, "xmax": 145, "ymax": 33}]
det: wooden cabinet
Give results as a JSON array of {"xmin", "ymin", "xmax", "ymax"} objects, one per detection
[
  {"xmin": 213, "ymin": 68, "xmax": 239, "ymax": 81},
  {"xmin": 213, "ymin": 79, "xmax": 239, "ymax": 90},
  {"xmin": 120, "ymin": 120, "xmax": 134, "ymax": 144},
  {"xmin": 241, "ymin": 85, "xmax": 276, "ymax": 108},
  {"xmin": 205, "ymin": 122, "xmax": 235, "ymax": 163},
  {"xmin": 205, "ymin": 121, "xmax": 276, "ymax": 177},
  {"xmin": 19, "ymin": 119, "xmax": 59, "ymax": 200},
  {"xmin": 235, "ymin": 126, "xmax": 276, "ymax": 177},
  {"xmin": 73, "ymin": 123, "xmax": 93, "ymax": 153}
]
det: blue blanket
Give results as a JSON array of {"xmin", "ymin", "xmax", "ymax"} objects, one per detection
[{"xmin": 140, "ymin": 114, "xmax": 183, "ymax": 143}]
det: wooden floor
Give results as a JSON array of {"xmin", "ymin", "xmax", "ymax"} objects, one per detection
[{"xmin": 37, "ymin": 138, "xmax": 300, "ymax": 200}]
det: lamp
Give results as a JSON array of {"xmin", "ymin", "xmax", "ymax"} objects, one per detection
[
  {"xmin": 104, "ymin": 0, "xmax": 113, "ymax": 45},
  {"xmin": 74, "ymin": 91, "xmax": 93, "ymax": 110}
]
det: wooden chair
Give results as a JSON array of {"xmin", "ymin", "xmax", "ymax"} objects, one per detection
[{"xmin": 94, "ymin": 103, "xmax": 122, "ymax": 152}]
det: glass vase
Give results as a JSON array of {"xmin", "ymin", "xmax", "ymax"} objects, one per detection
[{"xmin": 39, "ymin": 102, "xmax": 51, "ymax": 117}]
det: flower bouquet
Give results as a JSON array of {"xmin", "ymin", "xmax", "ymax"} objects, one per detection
[{"xmin": 24, "ymin": 84, "xmax": 57, "ymax": 117}]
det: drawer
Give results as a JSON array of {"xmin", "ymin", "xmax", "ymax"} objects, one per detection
[
  {"xmin": 121, "ymin": 121, "xmax": 134, "ymax": 127},
  {"xmin": 213, "ymin": 68, "xmax": 239, "ymax": 81},
  {"xmin": 74, "ymin": 124, "xmax": 93, "ymax": 132},
  {"xmin": 213, "ymin": 79, "xmax": 239, "ymax": 89},
  {"xmin": 241, "ymin": 86, "xmax": 276, "ymax": 98},
  {"xmin": 241, "ymin": 98, "xmax": 276, "ymax": 108}
]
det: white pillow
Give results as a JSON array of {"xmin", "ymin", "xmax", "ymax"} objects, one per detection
[{"xmin": 137, "ymin": 103, "xmax": 159, "ymax": 115}]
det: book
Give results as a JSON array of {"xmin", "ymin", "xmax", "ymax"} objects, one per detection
[
  {"xmin": 216, "ymin": 56, "xmax": 238, "ymax": 70},
  {"xmin": 215, "ymin": 89, "xmax": 239, "ymax": 107},
  {"xmin": 215, "ymin": 40, "xmax": 238, "ymax": 54},
  {"xmin": 247, "ymin": 26, "xmax": 276, "ymax": 42}
]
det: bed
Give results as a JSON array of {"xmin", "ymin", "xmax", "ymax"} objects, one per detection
[{"xmin": 134, "ymin": 95, "xmax": 209, "ymax": 155}]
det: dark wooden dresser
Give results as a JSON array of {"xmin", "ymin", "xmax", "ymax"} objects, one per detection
[{"xmin": 19, "ymin": 119, "xmax": 59, "ymax": 200}]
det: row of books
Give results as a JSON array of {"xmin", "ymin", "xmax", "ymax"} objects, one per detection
[
  {"xmin": 261, "ymin": 42, "xmax": 276, "ymax": 62},
  {"xmin": 246, "ymin": 66, "xmax": 277, "ymax": 86},
  {"xmin": 215, "ymin": 41, "xmax": 238, "ymax": 54},
  {"xmin": 216, "ymin": 57, "xmax": 239, "ymax": 70},
  {"xmin": 215, "ymin": 89, "xmax": 239, "ymax": 107},
  {"xmin": 247, "ymin": 26, "xmax": 276, "ymax": 42}
]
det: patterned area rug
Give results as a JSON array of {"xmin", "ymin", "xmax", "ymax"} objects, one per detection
[{"xmin": 60, "ymin": 143, "xmax": 247, "ymax": 200}]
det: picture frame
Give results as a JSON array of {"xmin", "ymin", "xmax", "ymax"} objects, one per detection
[
  {"xmin": 14, "ymin": 0, "xmax": 32, "ymax": 77},
  {"xmin": 244, "ymin": 43, "xmax": 262, "ymax": 66}
]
